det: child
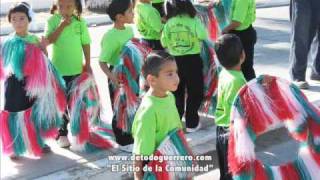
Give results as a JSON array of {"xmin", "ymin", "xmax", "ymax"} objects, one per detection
[
  {"xmin": 132, "ymin": 51, "xmax": 182, "ymax": 179},
  {"xmin": 214, "ymin": 34, "xmax": 246, "ymax": 180},
  {"xmin": 45, "ymin": 0, "xmax": 91, "ymax": 148},
  {"xmin": 2, "ymin": 2, "xmax": 51, "ymax": 158},
  {"xmin": 99, "ymin": 0, "xmax": 134, "ymax": 144},
  {"xmin": 161, "ymin": 0, "xmax": 207, "ymax": 132},
  {"xmin": 135, "ymin": 0, "xmax": 163, "ymax": 50},
  {"xmin": 222, "ymin": 0, "xmax": 256, "ymax": 81},
  {"xmin": 152, "ymin": 0, "xmax": 165, "ymax": 17}
]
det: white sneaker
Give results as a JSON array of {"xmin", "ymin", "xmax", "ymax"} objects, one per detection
[
  {"xmin": 293, "ymin": 80, "xmax": 309, "ymax": 89},
  {"xmin": 57, "ymin": 136, "xmax": 70, "ymax": 148},
  {"xmin": 119, "ymin": 144, "xmax": 133, "ymax": 153},
  {"xmin": 186, "ymin": 122, "xmax": 202, "ymax": 133}
]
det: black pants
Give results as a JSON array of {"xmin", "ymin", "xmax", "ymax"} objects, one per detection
[
  {"xmin": 58, "ymin": 74, "xmax": 80, "ymax": 137},
  {"xmin": 141, "ymin": 39, "xmax": 163, "ymax": 51},
  {"xmin": 216, "ymin": 126, "xmax": 232, "ymax": 180},
  {"xmin": 230, "ymin": 25, "xmax": 257, "ymax": 81},
  {"xmin": 173, "ymin": 54, "xmax": 204, "ymax": 128},
  {"xmin": 152, "ymin": 2, "xmax": 165, "ymax": 17},
  {"xmin": 4, "ymin": 76, "xmax": 35, "ymax": 112}
]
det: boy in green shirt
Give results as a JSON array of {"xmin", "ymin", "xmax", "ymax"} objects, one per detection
[
  {"xmin": 135, "ymin": 0, "xmax": 163, "ymax": 50},
  {"xmin": 99, "ymin": 0, "xmax": 134, "ymax": 89},
  {"xmin": 99, "ymin": 0, "xmax": 135, "ymax": 145},
  {"xmin": 132, "ymin": 51, "xmax": 182, "ymax": 179},
  {"xmin": 214, "ymin": 34, "xmax": 246, "ymax": 180},
  {"xmin": 222, "ymin": 0, "xmax": 257, "ymax": 81}
]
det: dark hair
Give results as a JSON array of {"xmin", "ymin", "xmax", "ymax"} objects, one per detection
[
  {"xmin": 8, "ymin": 2, "xmax": 32, "ymax": 22},
  {"xmin": 142, "ymin": 51, "xmax": 175, "ymax": 79},
  {"xmin": 215, "ymin": 34, "xmax": 244, "ymax": 69},
  {"xmin": 165, "ymin": 0, "xmax": 196, "ymax": 19},
  {"xmin": 50, "ymin": 0, "xmax": 83, "ymax": 20},
  {"xmin": 106, "ymin": 0, "xmax": 131, "ymax": 21}
]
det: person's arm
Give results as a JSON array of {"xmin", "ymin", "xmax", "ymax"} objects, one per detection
[
  {"xmin": 99, "ymin": 62, "xmax": 120, "ymax": 88},
  {"xmin": 222, "ymin": 21, "xmax": 241, "ymax": 34},
  {"xmin": 222, "ymin": 0, "xmax": 249, "ymax": 33},
  {"xmin": 38, "ymin": 36, "xmax": 49, "ymax": 56},
  {"xmin": 47, "ymin": 16, "xmax": 71, "ymax": 44},
  {"xmin": 82, "ymin": 44, "xmax": 92, "ymax": 73},
  {"xmin": 80, "ymin": 19, "xmax": 92, "ymax": 73},
  {"xmin": 133, "ymin": 157, "xmax": 144, "ymax": 180}
]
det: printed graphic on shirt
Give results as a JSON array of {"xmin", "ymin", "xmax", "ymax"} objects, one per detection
[{"xmin": 167, "ymin": 23, "xmax": 195, "ymax": 54}]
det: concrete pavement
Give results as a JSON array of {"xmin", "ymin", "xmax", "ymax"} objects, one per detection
[
  {"xmin": 1, "ymin": 4, "xmax": 320, "ymax": 180},
  {"xmin": 0, "ymin": 0, "xmax": 290, "ymax": 36}
]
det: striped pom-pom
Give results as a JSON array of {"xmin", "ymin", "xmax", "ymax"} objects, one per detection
[
  {"xmin": 112, "ymin": 39, "xmax": 151, "ymax": 134},
  {"xmin": 200, "ymin": 40, "xmax": 220, "ymax": 114},
  {"xmin": 0, "ymin": 111, "xmax": 14, "ymax": 155},
  {"xmin": 1, "ymin": 36, "xmax": 26, "ymax": 80},
  {"xmin": 68, "ymin": 73, "xmax": 116, "ymax": 152},
  {"xmin": 228, "ymin": 75, "xmax": 320, "ymax": 179},
  {"xmin": 144, "ymin": 129, "xmax": 194, "ymax": 180}
]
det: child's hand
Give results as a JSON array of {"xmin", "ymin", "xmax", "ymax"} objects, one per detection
[
  {"xmin": 110, "ymin": 74, "xmax": 121, "ymax": 89},
  {"xmin": 60, "ymin": 16, "xmax": 71, "ymax": 28},
  {"xmin": 262, "ymin": 75, "xmax": 274, "ymax": 86},
  {"xmin": 39, "ymin": 36, "xmax": 49, "ymax": 50},
  {"xmin": 83, "ymin": 64, "xmax": 93, "ymax": 74}
]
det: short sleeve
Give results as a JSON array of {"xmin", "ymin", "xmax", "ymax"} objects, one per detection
[
  {"xmin": 147, "ymin": 9, "xmax": 163, "ymax": 33},
  {"xmin": 45, "ymin": 16, "xmax": 58, "ymax": 37},
  {"xmin": 80, "ymin": 19, "xmax": 91, "ymax": 45},
  {"xmin": 195, "ymin": 17, "xmax": 207, "ymax": 40},
  {"xmin": 231, "ymin": 0, "xmax": 249, "ymax": 24},
  {"xmin": 132, "ymin": 108, "xmax": 156, "ymax": 156},
  {"xmin": 99, "ymin": 34, "xmax": 116, "ymax": 63}
]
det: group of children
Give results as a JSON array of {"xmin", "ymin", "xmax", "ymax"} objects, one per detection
[{"xmin": 2, "ymin": 0, "xmax": 258, "ymax": 179}]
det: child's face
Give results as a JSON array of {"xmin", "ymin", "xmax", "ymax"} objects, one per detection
[
  {"xmin": 57, "ymin": 0, "xmax": 76, "ymax": 17},
  {"xmin": 10, "ymin": 12, "xmax": 29, "ymax": 35},
  {"xmin": 118, "ymin": 3, "xmax": 134, "ymax": 24},
  {"xmin": 151, "ymin": 61, "xmax": 180, "ymax": 92}
]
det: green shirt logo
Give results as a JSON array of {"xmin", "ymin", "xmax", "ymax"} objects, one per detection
[{"xmin": 168, "ymin": 24, "xmax": 195, "ymax": 54}]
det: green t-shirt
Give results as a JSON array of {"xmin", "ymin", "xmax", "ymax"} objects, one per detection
[
  {"xmin": 99, "ymin": 26, "xmax": 134, "ymax": 66},
  {"xmin": 231, "ymin": 0, "xmax": 256, "ymax": 31},
  {"xmin": 45, "ymin": 14, "xmax": 91, "ymax": 76},
  {"xmin": 161, "ymin": 15, "xmax": 207, "ymax": 56},
  {"xmin": 215, "ymin": 69, "xmax": 246, "ymax": 127},
  {"xmin": 152, "ymin": 0, "xmax": 164, "ymax": 4},
  {"xmin": 132, "ymin": 92, "xmax": 183, "ymax": 156},
  {"xmin": 135, "ymin": 2, "xmax": 163, "ymax": 40}
]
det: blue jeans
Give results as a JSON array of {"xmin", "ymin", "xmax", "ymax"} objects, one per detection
[{"xmin": 289, "ymin": 0, "xmax": 320, "ymax": 81}]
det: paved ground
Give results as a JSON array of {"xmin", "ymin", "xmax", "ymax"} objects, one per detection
[{"xmin": 1, "ymin": 3, "xmax": 320, "ymax": 180}]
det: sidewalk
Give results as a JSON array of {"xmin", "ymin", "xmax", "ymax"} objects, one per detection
[{"xmin": 0, "ymin": 0, "xmax": 290, "ymax": 36}]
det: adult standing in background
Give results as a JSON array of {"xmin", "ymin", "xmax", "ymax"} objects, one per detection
[{"xmin": 289, "ymin": 0, "xmax": 320, "ymax": 89}]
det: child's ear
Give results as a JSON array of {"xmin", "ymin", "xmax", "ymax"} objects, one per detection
[
  {"xmin": 146, "ymin": 74, "xmax": 156, "ymax": 86},
  {"xmin": 240, "ymin": 50, "xmax": 246, "ymax": 62},
  {"xmin": 115, "ymin": 14, "xmax": 124, "ymax": 22}
]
